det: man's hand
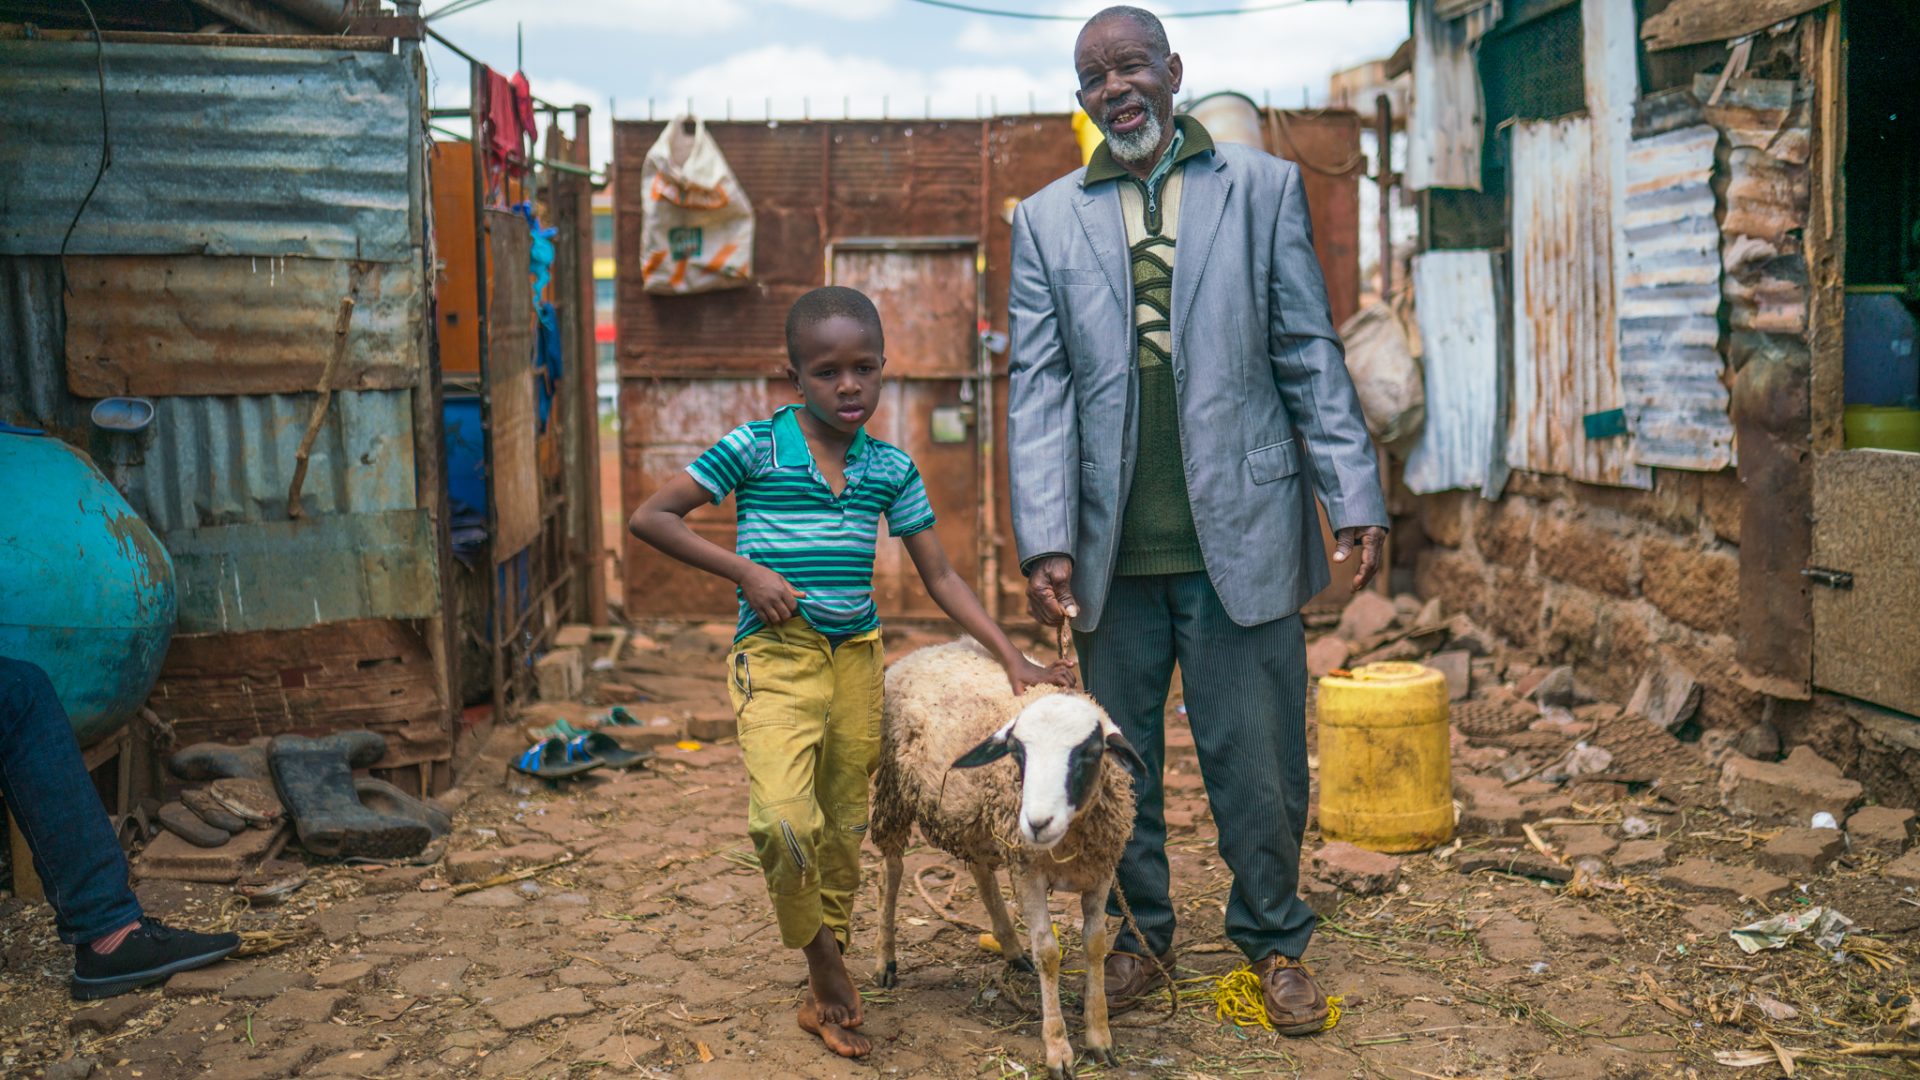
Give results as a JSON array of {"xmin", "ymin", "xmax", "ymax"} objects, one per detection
[
  {"xmin": 1333, "ymin": 526, "xmax": 1388, "ymax": 593},
  {"xmin": 1025, "ymin": 556, "xmax": 1078, "ymax": 628},
  {"xmin": 738, "ymin": 565, "xmax": 804, "ymax": 626}
]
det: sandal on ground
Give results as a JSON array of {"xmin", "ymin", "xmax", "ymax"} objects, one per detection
[
  {"xmin": 510, "ymin": 736, "xmax": 605, "ymax": 781},
  {"xmin": 566, "ymin": 730, "xmax": 655, "ymax": 771}
]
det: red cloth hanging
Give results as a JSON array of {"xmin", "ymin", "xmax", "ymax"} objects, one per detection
[
  {"xmin": 482, "ymin": 65, "xmax": 528, "ymax": 177},
  {"xmin": 511, "ymin": 72, "xmax": 537, "ymax": 141}
]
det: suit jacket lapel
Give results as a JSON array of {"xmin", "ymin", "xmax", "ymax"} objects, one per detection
[
  {"xmin": 1070, "ymin": 182, "xmax": 1130, "ymax": 309},
  {"xmin": 1171, "ymin": 154, "xmax": 1230, "ymax": 354}
]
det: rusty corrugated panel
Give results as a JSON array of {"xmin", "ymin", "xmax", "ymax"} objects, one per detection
[
  {"xmin": 0, "ymin": 256, "xmax": 87, "ymax": 443},
  {"xmin": 1408, "ymin": 0, "xmax": 1495, "ymax": 191},
  {"xmin": 62, "ymin": 255, "xmax": 422, "ymax": 397},
  {"xmin": 830, "ymin": 122, "xmax": 982, "ymax": 237},
  {"xmin": 1507, "ymin": 116, "xmax": 1652, "ymax": 489},
  {"xmin": 1702, "ymin": 75, "xmax": 1812, "ymax": 338},
  {"xmin": 167, "ymin": 509, "xmax": 437, "ymax": 633},
  {"xmin": 1405, "ymin": 250, "xmax": 1509, "ymax": 496},
  {"xmin": 0, "ymin": 40, "xmax": 413, "ymax": 261},
  {"xmin": 1268, "ymin": 109, "xmax": 1366, "ymax": 328},
  {"xmin": 1619, "ymin": 122, "xmax": 1732, "ymax": 470},
  {"xmin": 828, "ymin": 247, "xmax": 977, "ymax": 377}
]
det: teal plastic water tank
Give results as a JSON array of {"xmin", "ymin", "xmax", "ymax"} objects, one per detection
[{"xmin": 0, "ymin": 429, "xmax": 176, "ymax": 744}]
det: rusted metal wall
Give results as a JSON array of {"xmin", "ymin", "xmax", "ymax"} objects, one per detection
[
  {"xmin": 1404, "ymin": 250, "xmax": 1509, "ymax": 496},
  {"xmin": 1, "ymin": 36, "xmax": 448, "ymax": 767},
  {"xmin": 1507, "ymin": 116, "xmax": 1652, "ymax": 489},
  {"xmin": 1409, "ymin": 0, "xmax": 1496, "ymax": 191},
  {"xmin": 615, "ymin": 113, "xmax": 1363, "ymax": 621},
  {"xmin": 0, "ymin": 41, "xmax": 414, "ymax": 262},
  {"xmin": 1619, "ymin": 101, "xmax": 1732, "ymax": 470},
  {"xmin": 62, "ymin": 256, "xmax": 422, "ymax": 397},
  {"xmin": 1705, "ymin": 73, "xmax": 1815, "ymax": 688}
]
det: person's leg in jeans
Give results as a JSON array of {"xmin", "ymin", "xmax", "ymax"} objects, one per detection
[
  {"xmin": 1074, "ymin": 575, "xmax": 1177, "ymax": 958},
  {"xmin": 0, "ymin": 656, "xmax": 239, "ymax": 998},
  {"xmin": 0, "ymin": 658, "xmax": 142, "ymax": 944}
]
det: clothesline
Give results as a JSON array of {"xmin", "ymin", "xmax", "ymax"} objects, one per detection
[{"xmin": 427, "ymin": 124, "xmax": 604, "ymax": 182}]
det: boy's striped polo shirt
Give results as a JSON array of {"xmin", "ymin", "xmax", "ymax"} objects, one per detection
[{"xmin": 687, "ymin": 404, "xmax": 935, "ymax": 641}]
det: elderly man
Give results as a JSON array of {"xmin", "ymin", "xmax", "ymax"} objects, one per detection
[{"xmin": 1006, "ymin": 5, "xmax": 1388, "ymax": 1034}]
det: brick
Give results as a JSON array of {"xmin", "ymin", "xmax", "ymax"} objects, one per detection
[
  {"xmin": 314, "ymin": 961, "xmax": 375, "ymax": 990},
  {"xmin": 1459, "ymin": 797, "xmax": 1526, "ymax": 838},
  {"xmin": 165, "ymin": 962, "xmax": 241, "ymax": 997},
  {"xmin": 446, "ymin": 842, "xmax": 567, "ymax": 885},
  {"xmin": 1311, "ymin": 842, "xmax": 1402, "ymax": 895},
  {"xmin": 1336, "ymin": 591, "xmax": 1398, "ymax": 641},
  {"xmin": 1883, "ymin": 849, "xmax": 1920, "ymax": 889},
  {"xmin": 1641, "ymin": 535, "xmax": 1737, "ymax": 635},
  {"xmin": 306, "ymin": 1047, "xmax": 399, "ymax": 1077},
  {"xmin": 1306, "ymin": 636, "xmax": 1351, "ymax": 678},
  {"xmin": 68, "ymin": 996, "xmax": 153, "ymax": 1035},
  {"xmin": 1552, "ymin": 826, "xmax": 1619, "ymax": 861},
  {"xmin": 1700, "ymin": 470, "xmax": 1744, "ymax": 544},
  {"xmin": 1659, "ymin": 858, "xmax": 1791, "ymax": 903},
  {"xmin": 223, "ymin": 966, "xmax": 313, "ymax": 999},
  {"xmin": 1476, "ymin": 911, "xmax": 1545, "ymax": 964},
  {"xmin": 1626, "ymin": 659, "xmax": 1701, "ymax": 734},
  {"xmin": 1414, "ymin": 548, "xmax": 1488, "ymax": 623},
  {"xmin": 1542, "ymin": 587, "xmax": 1604, "ymax": 665},
  {"xmin": 1719, "ymin": 753, "xmax": 1864, "ymax": 822},
  {"xmin": 256, "ymin": 988, "xmax": 349, "ymax": 1026},
  {"xmin": 1420, "ymin": 490, "xmax": 1469, "ymax": 548},
  {"xmin": 1458, "ymin": 850, "xmax": 1573, "ymax": 883},
  {"xmin": 484, "ymin": 988, "xmax": 595, "ymax": 1032},
  {"xmin": 683, "ymin": 709, "xmax": 735, "ymax": 743},
  {"xmin": 1612, "ymin": 840, "xmax": 1669, "ymax": 870},
  {"xmin": 1474, "ymin": 499, "xmax": 1536, "ymax": 567},
  {"xmin": 394, "ymin": 957, "xmax": 469, "ymax": 997},
  {"xmin": 534, "ymin": 648, "xmax": 584, "ymax": 701},
  {"xmin": 1847, "ymin": 806, "xmax": 1916, "ymax": 855},
  {"xmin": 1535, "ymin": 515, "xmax": 1635, "ymax": 597},
  {"xmin": 1299, "ymin": 877, "xmax": 1345, "ymax": 917},
  {"xmin": 1427, "ymin": 651, "xmax": 1471, "ymax": 701},
  {"xmin": 1484, "ymin": 567, "xmax": 1545, "ymax": 649},
  {"xmin": 134, "ymin": 821, "xmax": 290, "ymax": 884},
  {"xmin": 1756, "ymin": 827, "xmax": 1845, "ymax": 876},
  {"xmin": 1783, "ymin": 744, "xmax": 1843, "ymax": 777}
]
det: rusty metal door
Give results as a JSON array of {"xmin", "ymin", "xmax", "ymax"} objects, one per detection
[{"xmin": 828, "ymin": 240, "xmax": 987, "ymax": 620}]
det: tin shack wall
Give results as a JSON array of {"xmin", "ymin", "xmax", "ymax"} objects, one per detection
[
  {"xmin": 614, "ymin": 114, "xmax": 1361, "ymax": 621},
  {"xmin": 0, "ymin": 38, "xmax": 449, "ymax": 772}
]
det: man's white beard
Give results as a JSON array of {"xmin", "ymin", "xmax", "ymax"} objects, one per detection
[{"xmin": 1105, "ymin": 109, "xmax": 1165, "ymax": 166}]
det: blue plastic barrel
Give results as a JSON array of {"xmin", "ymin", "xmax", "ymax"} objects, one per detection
[{"xmin": 0, "ymin": 431, "xmax": 176, "ymax": 744}]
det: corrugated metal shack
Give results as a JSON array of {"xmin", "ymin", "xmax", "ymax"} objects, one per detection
[
  {"xmin": 0, "ymin": 3, "xmax": 606, "ymax": 794},
  {"xmin": 613, "ymin": 110, "xmax": 1366, "ymax": 622},
  {"xmin": 1397, "ymin": 0, "xmax": 1920, "ymax": 803}
]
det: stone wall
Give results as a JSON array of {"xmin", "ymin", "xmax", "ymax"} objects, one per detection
[{"xmin": 1409, "ymin": 468, "xmax": 1757, "ymax": 730}]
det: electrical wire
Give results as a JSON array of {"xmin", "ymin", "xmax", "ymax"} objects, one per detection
[
  {"xmin": 901, "ymin": 0, "xmax": 1324, "ymax": 18},
  {"xmin": 60, "ymin": 0, "xmax": 111, "ymax": 270},
  {"xmin": 425, "ymin": 0, "xmax": 503, "ymax": 22}
]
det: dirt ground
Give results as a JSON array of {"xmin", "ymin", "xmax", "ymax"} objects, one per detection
[{"xmin": 4, "ymin": 617, "xmax": 1918, "ymax": 1080}]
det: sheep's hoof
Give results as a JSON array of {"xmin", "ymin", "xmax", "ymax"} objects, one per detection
[
  {"xmin": 1087, "ymin": 1046, "xmax": 1118, "ymax": 1067},
  {"xmin": 1046, "ymin": 1064, "xmax": 1073, "ymax": 1080},
  {"xmin": 877, "ymin": 961, "xmax": 899, "ymax": 989},
  {"xmin": 1006, "ymin": 954, "xmax": 1036, "ymax": 975}
]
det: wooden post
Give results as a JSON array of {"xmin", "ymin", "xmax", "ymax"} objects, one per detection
[
  {"xmin": 1375, "ymin": 93, "xmax": 1396, "ymax": 300},
  {"xmin": 572, "ymin": 105, "xmax": 609, "ymax": 626}
]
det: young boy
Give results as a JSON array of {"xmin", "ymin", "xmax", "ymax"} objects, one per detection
[{"xmin": 630, "ymin": 286, "xmax": 1069, "ymax": 1060}]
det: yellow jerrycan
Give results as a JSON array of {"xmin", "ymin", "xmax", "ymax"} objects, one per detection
[{"xmin": 1315, "ymin": 661, "xmax": 1454, "ymax": 853}]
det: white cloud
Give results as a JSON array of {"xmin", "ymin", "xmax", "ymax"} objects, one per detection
[
  {"xmin": 426, "ymin": 0, "xmax": 747, "ymax": 35},
  {"xmin": 661, "ymin": 44, "xmax": 1065, "ymax": 120},
  {"xmin": 955, "ymin": 18, "xmax": 1002, "ymax": 54},
  {"xmin": 525, "ymin": 76, "xmax": 617, "ymax": 166},
  {"xmin": 767, "ymin": 0, "xmax": 894, "ymax": 17}
]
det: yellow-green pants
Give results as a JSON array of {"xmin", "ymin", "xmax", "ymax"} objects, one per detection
[{"xmin": 725, "ymin": 620, "xmax": 882, "ymax": 950}]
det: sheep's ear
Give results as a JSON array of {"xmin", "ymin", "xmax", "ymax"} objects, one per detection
[
  {"xmin": 1104, "ymin": 731, "xmax": 1147, "ymax": 775},
  {"xmin": 952, "ymin": 721, "xmax": 1016, "ymax": 769}
]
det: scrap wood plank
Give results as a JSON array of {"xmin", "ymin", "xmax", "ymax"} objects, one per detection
[{"xmin": 1641, "ymin": 0, "xmax": 1827, "ymax": 50}]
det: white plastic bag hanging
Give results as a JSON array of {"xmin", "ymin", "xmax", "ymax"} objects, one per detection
[{"xmin": 639, "ymin": 116, "xmax": 754, "ymax": 294}]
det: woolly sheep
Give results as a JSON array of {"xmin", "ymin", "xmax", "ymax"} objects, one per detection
[{"xmin": 872, "ymin": 639, "xmax": 1141, "ymax": 1080}]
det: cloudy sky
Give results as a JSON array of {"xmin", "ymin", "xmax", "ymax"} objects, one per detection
[{"xmin": 421, "ymin": 0, "xmax": 1408, "ymax": 168}]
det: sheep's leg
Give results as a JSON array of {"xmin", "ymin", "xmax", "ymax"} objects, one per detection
[
  {"xmin": 1079, "ymin": 886, "xmax": 1116, "ymax": 1065},
  {"xmin": 876, "ymin": 849, "xmax": 903, "ymax": 988},
  {"xmin": 970, "ymin": 861, "xmax": 1033, "ymax": 974},
  {"xmin": 1014, "ymin": 869, "xmax": 1074, "ymax": 1080}
]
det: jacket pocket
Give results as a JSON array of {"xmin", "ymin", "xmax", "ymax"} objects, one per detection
[{"xmin": 1246, "ymin": 439, "xmax": 1301, "ymax": 485}]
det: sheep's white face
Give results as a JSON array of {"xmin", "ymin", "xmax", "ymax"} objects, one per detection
[{"xmin": 952, "ymin": 695, "xmax": 1145, "ymax": 850}]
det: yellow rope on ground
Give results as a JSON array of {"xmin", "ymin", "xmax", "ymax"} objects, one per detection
[{"xmin": 1211, "ymin": 967, "xmax": 1344, "ymax": 1032}]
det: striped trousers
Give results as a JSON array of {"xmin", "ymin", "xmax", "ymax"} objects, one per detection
[{"xmin": 1076, "ymin": 571, "xmax": 1315, "ymax": 963}]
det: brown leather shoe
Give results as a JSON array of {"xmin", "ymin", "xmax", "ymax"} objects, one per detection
[
  {"xmin": 1252, "ymin": 953, "xmax": 1330, "ymax": 1036},
  {"xmin": 1103, "ymin": 949, "xmax": 1173, "ymax": 1014}
]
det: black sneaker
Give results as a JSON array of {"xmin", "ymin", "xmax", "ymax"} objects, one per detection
[{"xmin": 70, "ymin": 918, "xmax": 240, "ymax": 1000}]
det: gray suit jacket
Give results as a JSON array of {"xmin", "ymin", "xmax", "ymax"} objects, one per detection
[{"xmin": 1007, "ymin": 139, "xmax": 1387, "ymax": 632}]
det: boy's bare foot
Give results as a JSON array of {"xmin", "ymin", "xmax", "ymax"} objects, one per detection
[
  {"xmin": 798, "ymin": 993, "xmax": 872, "ymax": 1058},
  {"xmin": 800, "ymin": 924, "xmax": 865, "ymax": 1028}
]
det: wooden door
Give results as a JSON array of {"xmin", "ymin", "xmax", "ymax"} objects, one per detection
[
  {"xmin": 829, "ymin": 244, "xmax": 984, "ymax": 620},
  {"xmin": 1809, "ymin": 450, "xmax": 1920, "ymax": 714}
]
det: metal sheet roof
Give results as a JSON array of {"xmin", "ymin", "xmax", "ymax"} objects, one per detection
[
  {"xmin": 1507, "ymin": 116, "xmax": 1651, "ymax": 488},
  {"xmin": 1619, "ymin": 122, "xmax": 1733, "ymax": 470},
  {"xmin": 0, "ymin": 40, "xmax": 414, "ymax": 261},
  {"xmin": 1405, "ymin": 250, "xmax": 1511, "ymax": 496}
]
